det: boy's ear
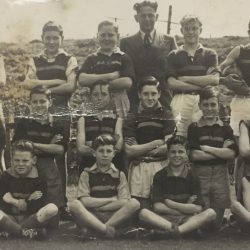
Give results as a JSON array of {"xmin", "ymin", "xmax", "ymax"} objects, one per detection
[
  {"xmin": 92, "ymin": 151, "xmax": 96, "ymax": 158},
  {"xmin": 180, "ymin": 27, "xmax": 184, "ymax": 35},
  {"xmin": 32, "ymin": 155, "xmax": 37, "ymax": 165},
  {"xmin": 134, "ymin": 14, "xmax": 139, "ymax": 23}
]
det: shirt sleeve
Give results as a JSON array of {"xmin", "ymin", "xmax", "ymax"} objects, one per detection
[
  {"xmin": 165, "ymin": 51, "xmax": 178, "ymax": 79},
  {"xmin": 170, "ymin": 36, "xmax": 178, "ymax": 51},
  {"xmin": 205, "ymin": 49, "xmax": 220, "ymax": 75},
  {"xmin": 223, "ymin": 125, "xmax": 238, "ymax": 154},
  {"xmin": 120, "ymin": 53, "xmax": 135, "ymax": 80},
  {"xmin": 25, "ymin": 58, "xmax": 37, "ymax": 80},
  {"xmin": 117, "ymin": 171, "xmax": 130, "ymax": 200},
  {"xmin": 77, "ymin": 171, "xmax": 90, "ymax": 199},
  {"xmin": 12, "ymin": 119, "xmax": 28, "ymax": 142},
  {"xmin": 123, "ymin": 113, "xmax": 137, "ymax": 139},
  {"xmin": 163, "ymin": 109, "xmax": 176, "ymax": 136},
  {"xmin": 78, "ymin": 55, "xmax": 94, "ymax": 75},
  {"xmin": 66, "ymin": 56, "xmax": 78, "ymax": 77},
  {"xmin": 187, "ymin": 123, "xmax": 201, "ymax": 150},
  {"xmin": 152, "ymin": 171, "xmax": 164, "ymax": 203}
]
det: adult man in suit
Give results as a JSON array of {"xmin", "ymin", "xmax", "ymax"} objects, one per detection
[{"xmin": 120, "ymin": 0, "xmax": 177, "ymax": 112}]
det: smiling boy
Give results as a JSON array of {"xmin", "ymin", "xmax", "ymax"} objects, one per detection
[
  {"xmin": 187, "ymin": 86, "xmax": 237, "ymax": 229},
  {"xmin": 69, "ymin": 134, "xmax": 139, "ymax": 239},
  {"xmin": 139, "ymin": 136, "xmax": 216, "ymax": 238},
  {"xmin": 0, "ymin": 140, "xmax": 58, "ymax": 239},
  {"xmin": 78, "ymin": 20, "xmax": 134, "ymax": 118}
]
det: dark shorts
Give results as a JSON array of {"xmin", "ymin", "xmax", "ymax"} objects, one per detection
[
  {"xmin": 132, "ymin": 196, "xmax": 152, "ymax": 210},
  {"xmin": 160, "ymin": 214, "xmax": 191, "ymax": 226}
]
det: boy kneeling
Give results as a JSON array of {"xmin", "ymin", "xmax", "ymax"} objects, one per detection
[
  {"xmin": 69, "ymin": 134, "xmax": 140, "ymax": 238},
  {"xmin": 0, "ymin": 140, "xmax": 58, "ymax": 239},
  {"xmin": 139, "ymin": 136, "xmax": 216, "ymax": 237}
]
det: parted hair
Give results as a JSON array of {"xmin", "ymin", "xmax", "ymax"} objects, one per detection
[
  {"xmin": 138, "ymin": 76, "xmax": 161, "ymax": 92},
  {"xmin": 12, "ymin": 140, "xmax": 35, "ymax": 156},
  {"xmin": 133, "ymin": 1, "xmax": 158, "ymax": 12},
  {"xmin": 42, "ymin": 21, "xmax": 63, "ymax": 37},
  {"xmin": 92, "ymin": 134, "xmax": 117, "ymax": 150},
  {"xmin": 30, "ymin": 85, "xmax": 51, "ymax": 100},
  {"xmin": 180, "ymin": 14, "xmax": 202, "ymax": 27},
  {"xmin": 199, "ymin": 86, "xmax": 219, "ymax": 102},
  {"xmin": 98, "ymin": 20, "xmax": 119, "ymax": 34}
]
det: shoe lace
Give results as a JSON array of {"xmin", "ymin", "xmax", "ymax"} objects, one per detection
[{"xmin": 22, "ymin": 228, "xmax": 38, "ymax": 239}]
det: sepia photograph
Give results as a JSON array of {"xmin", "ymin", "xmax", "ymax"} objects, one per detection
[{"xmin": 0, "ymin": 0, "xmax": 250, "ymax": 249}]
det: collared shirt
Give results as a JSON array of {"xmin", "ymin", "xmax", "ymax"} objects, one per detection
[
  {"xmin": 187, "ymin": 116, "xmax": 238, "ymax": 166},
  {"xmin": 236, "ymin": 45, "xmax": 250, "ymax": 86},
  {"xmin": 166, "ymin": 43, "xmax": 220, "ymax": 80},
  {"xmin": 77, "ymin": 163, "xmax": 130, "ymax": 200},
  {"xmin": 152, "ymin": 165, "xmax": 204, "ymax": 207},
  {"xmin": 78, "ymin": 47, "xmax": 134, "ymax": 80},
  {"xmin": 26, "ymin": 48, "xmax": 78, "ymax": 80},
  {"xmin": 140, "ymin": 29, "xmax": 156, "ymax": 44}
]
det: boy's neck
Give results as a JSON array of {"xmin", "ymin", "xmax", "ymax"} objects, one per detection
[
  {"xmin": 183, "ymin": 41, "xmax": 200, "ymax": 52},
  {"xmin": 45, "ymin": 49, "xmax": 59, "ymax": 58},
  {"xmin": 32, "ymin": 114, "xmax": 50, "ymax": 124},
  {"xmin": 202, "ymin": 116, "xmax": 218, "ymax": 125},
  {"xmin": 96, "ymin": 162, "xmax": 112, "ymax": 172},
  {"xmin": 169, "ymin": 164, "xmax": 185, "ymax": 177}
]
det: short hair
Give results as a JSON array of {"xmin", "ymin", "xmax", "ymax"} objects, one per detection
[
  {"xmin": 180, "ymin": 15, "xmax": 202, "ymax": 27},
  {"xmin": 92, "ymin": 134, "xmax": 116, "ymax": 150},
  {"xmin": 133, "ymin": 1, "xmax": 158, "ymax": 13},
  {"xmin": 30, "ymin": 85, "xmax": 51, "ymax": 100},
  {"xmin": 42, "ymin": 21, "xmax": 63, "ymax": 37},
  {"xmin": 199, "ymin": 86, "xmax": 219, "ymax": 102},
  {"xmin": 90, "ymin": 80, "xmax": 110, "ymax": 95},
  {"xmin": 138, "ymin": 76, "xmax": 161, "ymax": 92},
  {"xmin": 166, "ymin": 135, "xmax": 187, "ymax": 151},
  {"xmin": 98, "ymin": 20, "xmax": 119, "ymax": 34},
  {"xmin": 12, "ymin": 140, "xmax": 35, "ymax": 156}
]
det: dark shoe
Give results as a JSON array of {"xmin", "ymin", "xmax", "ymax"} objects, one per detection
[
  {"xmin": 21, "ymin": 228, "xmax": 47, "ymax": 240},
  {"xmin": 0, "ymin": 231, "xmax": 9, "ymax": 239},
  {"xmin": 60, "ymin": 206, "xmax": 72, "ymax": 221}
]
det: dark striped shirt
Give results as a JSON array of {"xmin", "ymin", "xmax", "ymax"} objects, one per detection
[
  {"xmin": 77, "ymin": 164, "xmax": 130, "ymax": 199},
  {"xmin": 236, "ymin": 45, "xmax": 250, "ymax": 86},
  {"xmin": 152, "ymin": 165, "xmax": 204, "ymax": 207},
  {"xmin": 187, "ymin": 117, "xmax": 237, "ymax": 166}
]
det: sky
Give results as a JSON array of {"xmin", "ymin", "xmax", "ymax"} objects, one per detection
[{"xmin": 0, "ymin": 0, "xmax": 250, "ymax": 42}]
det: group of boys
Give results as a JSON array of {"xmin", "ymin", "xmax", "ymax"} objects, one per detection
[{"xmin": 1, "ymin": 0, "xmax": 250, "ymax": 241}]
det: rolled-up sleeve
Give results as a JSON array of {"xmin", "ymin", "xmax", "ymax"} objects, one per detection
[
  {"xmin": 117, "ymin": 171, "xmax": 131, "ymax": 200},
  {"xmin": 77, "ymin": 171, "xmax": 90, "ymax": 199}
]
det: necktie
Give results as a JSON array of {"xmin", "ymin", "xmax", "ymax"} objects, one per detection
[{"xmin": 144, "ymin": 32, "xmax": 151, "ymax": 48}]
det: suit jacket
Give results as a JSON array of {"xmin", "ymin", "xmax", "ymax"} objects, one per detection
[{"xmin": 120, "ymin": 30, "xmax": 177, "ymax": 110}]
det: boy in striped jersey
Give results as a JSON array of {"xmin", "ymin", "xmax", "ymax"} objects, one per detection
[
  {"xmin": 69, "ymin": 134, "xmax": 140, "ymax": 239},
  {"xmin": 166, "ymin": 15, "xmax": 220, "ymax": 138}
]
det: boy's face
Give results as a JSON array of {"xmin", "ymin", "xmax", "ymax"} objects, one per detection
[
  {"xmin": 97, "ymin": 25, "xmax": 118, "ymax": 52},
  {"xmin": 181, "ymin": 21, "xmax": 202, "ymax": 45},
  {"xmin": 91, "ymin": 84, "xmax": 111, "ymax": 110},
  {"xmin": 138, "ymin": 85, "xmax": 160, "ymax": 109},
  {"xmin": 93, "ymin": 144, "xmax": 115, "ymax": 167},
  {"xmin": 12, "ymin": 151, "xmax": 36, "ymax": 177},
  {"xmin": 30, "ymin": 93, "xmax": 51, "ymax": 116},
  {"xmin": 199, "ymin": 97, "xmax": 219, "ymax": 118},
  {"xmin": 42, "ymin": 30, "xmax": 62, "ymax": 55},
  {"xmin": 135, "ymin": 6, "xmax": 158, "ymax": 33},
  {"xmin": 168, "ymin": 144, "xmax": 187, "ymax": 168}
]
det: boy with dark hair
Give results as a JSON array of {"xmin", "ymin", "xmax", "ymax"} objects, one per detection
[
  {"xmin": 167, "ymin": 15, "xmax": 220, "ymax": 137},
  {"xmin": 124, "ymin": 76, "xmax": 175, "ymax": 209},
  {"xmin": 78, "ymin": 20, "xmax": 134, "ymax": 118},
  {"xmin": 77, "ymin": 80, "xmax": 123, "ymax": 175},
  {"xmin": 0, "ymin": 140, "xmax": 58, "ymax": 239},
  {"xmin": 69, "ymin": 134, "xmax": 140, "ymax": 239},
  {"xmin": 120, "ymin": 1, "xmax": 177, "ymax": 111},
  {"xmin": 12, "ymin": 85, "xmax": 67, "ymax": 225},
  {"xmin": 187, "ymin": 86, "xmax": 237, "ymax": 229},
  {"xmin": 139, "ymin": 136, "xmax": 216, "ymax": 237}
]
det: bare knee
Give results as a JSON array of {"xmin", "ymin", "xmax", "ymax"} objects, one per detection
[
  {"xmin": 68, "ymin": 200, "xmax": 84, "ymax": 213},
  {"xmin": 127, "ymin": 198, "xmax": 140, "ymax": 212},
  {"xmin": 44, "ymin": 203, "xmax": 58, "ymax": 217},
  {"xmin": 204, "ymin": 208, "xmax": 217, "ymax": 221},
  {"xmin": 231, "ymin": 201, "xmax": 242, "ymax": 212},
  {"xmin": 138, "ymin": 208, "xmax": 150, "ymax": 221},
  {"xmin": 0, "ymin": 210, "xmax": 5, "ymax": 221}
]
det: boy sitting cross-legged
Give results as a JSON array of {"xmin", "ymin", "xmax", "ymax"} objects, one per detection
[
  {"xmin": 139, "ymin": 136, "xmax": 216, "ymax": 238},
  {"xmin": 0, "ymin": 140, "xmax": 58, "ymax": 239},
  {"xmin": 69, "ymin": 134, "xmax": 140, "ymax": 239}
]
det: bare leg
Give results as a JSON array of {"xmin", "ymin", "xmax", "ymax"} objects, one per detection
[
  {"xmin": 178, "ymin": 208, "xmax": 216, "ymax": 234},
  {"xmin": 0, "ymin": 210, "xmax": 21, "ymax": 235},
  {"xmin": 242, "ymin": 177, "xmax": 250, "ymax": 211},
  {"xmin": 68, "ymin": 200, "xmax": 106, "ymax": 234},
  {"xmin": 106, "ymin": 198, "xmax": 140, "ymax": 227},
  {"xmin": 231, "ymin": 200, "xmax": 250, "ymax": 223},
  {"xmin": 139, "ymin": 208, "xmax": 172, "ymax": 231}
]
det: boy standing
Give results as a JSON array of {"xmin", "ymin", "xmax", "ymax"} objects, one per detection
[
  {"xmin": 78, "ymin": 20, "xmax": 134, "ymax": 118},
  {"xmin": 69, "ymin": 134, "xmax": 140, "ymax": 239},
  {"xmin": 13, "ymin": 86, "xmax": 67, "ymax": 224},
  {"xmin": 167, "ymin": 15, "xmax": 219, "ymax": 137},
  {"xmin": 124, "ymin": 76, "xmax": 175, "ymax": 208},
  {"xmin": 187, "ymin": 87, "xmax": 237, "ymax": 229},
  {"xmin": 0, "ymin": 140, "xmax": 58, "ymax": 239},
  {"xmin": 139, "ymin": 136, "xmax": 216, "ymax": 237}
]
